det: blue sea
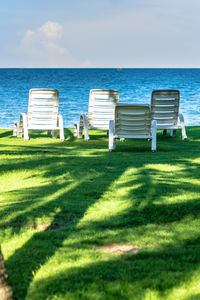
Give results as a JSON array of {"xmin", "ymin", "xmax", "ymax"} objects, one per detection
[{"xmin": 0, "ymin": 68, "xmax": 200, "ymax": 128}]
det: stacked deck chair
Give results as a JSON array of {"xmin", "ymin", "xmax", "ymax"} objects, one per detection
[
  {"xmin": 13, "ymin": 89, "xmax": 64, "ymax": 141},
  {"xmin": 151, "ymin": 90, "xmax": 187, "ymax": 139},
  {"xmin": 74, "ymin": 89, "xmax": 119, "ymax": 140},
  {"xmin": 109, "ymin": 104, "xmax": 157, "ymax": 152}
]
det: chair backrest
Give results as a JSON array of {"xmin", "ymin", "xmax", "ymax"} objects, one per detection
[
  {"xmin": 114, "ymin": 104, "xmax": 151, "ymax": 138},
  {"xmin": 151, "ymin": 90, "xmax": 180, "ymax": 127},
  {"xmin": 88, "ymin": 89, "xmax": 119, "ymax": 129},
  {"xmin": 27, "ymin": 89, "xmax": 59, "ymax": 129}
]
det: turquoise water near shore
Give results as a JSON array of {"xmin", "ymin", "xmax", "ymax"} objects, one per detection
[{"xmin": 0, "ymin": 68, "xmax": 200, "ymax": 128}]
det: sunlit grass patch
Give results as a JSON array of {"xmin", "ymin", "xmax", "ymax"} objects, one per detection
[{"xmin": 78, "ymin": 168, "xmax": 141, "ymax": 227}]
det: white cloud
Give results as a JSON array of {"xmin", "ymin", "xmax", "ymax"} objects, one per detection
[
  {"xmin": 24, "ymin": 30, "xmax": 35, "ymax": 40},
  {"xmin": 8, "ymin": 0, "xmax": 200, "ymax": 67},
  {"xmin": 38, "ymin": 21, "xmax": 63, "ymax": 39},
  {"xmin": 20, "ymin": 21, "xmax": 74, "ymax": 67}
]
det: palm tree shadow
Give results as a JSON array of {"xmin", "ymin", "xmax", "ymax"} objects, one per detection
[
  {"xmin": 2, "ymin": 126, "xmax": 200, "ymax": 299},
  {"xmin": 25, "ymin": 235, "xmax": 200, "ymax": 299},
  {"xmin": 5, "ymin": 152, "xmax": 129, "ymax": 299},
  {"xmin": 0, "ymin": 130, "xmax": 13, "ymax": 138}
]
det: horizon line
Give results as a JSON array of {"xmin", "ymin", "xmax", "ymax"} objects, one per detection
[{"xmin": 1, "ymin": 67, "xmax": 200, "ymax": 69}]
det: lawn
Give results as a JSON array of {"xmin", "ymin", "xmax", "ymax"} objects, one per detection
[{"xmin": 1, "ymin": 127, "xmax": 200, "ymax": 300}]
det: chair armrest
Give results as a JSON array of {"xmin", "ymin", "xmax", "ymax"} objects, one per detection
[
  {"xmin": 151, "ymin": 120, "xmax": 157, "ymax": 152},
  {"xmin": 58, "ymin": 114, "xmax": 65, "ymax": 141},
  {"xmin": 19, "ymin": 113, "xmax": 29, "ymax": 140},
  {"xmin": 13, "ymin": 121, "xmax": 18, "ymax": 136},
  {"xmin": 109, "ymin": 120, "xmax": 116, "ymax": 151},
  {"xmin": 178, "ymin": 113, "xmax": 187, "ymax": 139},
  {"xmin": 82, "ymin": 114, "xmax": 89, "ymax": 140}
]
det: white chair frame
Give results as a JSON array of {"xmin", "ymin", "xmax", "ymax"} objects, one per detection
[
  {"xmin": 74, "ymin": 89, "xmax": 119, "ymax": 140},
  {"xmin": 151, "ymin": 90, "xmax": 187, "ymax": 140},
  {"xmin": 13, "ymin": 89, "xmax": 64, "ymax": 141},
  {"xmin": 109, "ymin": 104, "xmax": 157, "ymax": 152}
]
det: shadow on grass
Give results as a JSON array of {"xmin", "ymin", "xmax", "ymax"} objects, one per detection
[
  {"xmin": 25, "ymin": 235, "xmax": 200, "ymax": 299},
  {"xmin": 0, "ymin": 130, "xmax": 13, "ymax": 138},
  {"xmin": 0, "ymin": 127, "xmax": 200, "ymax": 299},
  {"xmin": 19, "ymin": 128, "xmax": 74, "ymax": 140},
  {"xmin": 4, "ymin": 153, "xmax": 129, "ymax": 298}
]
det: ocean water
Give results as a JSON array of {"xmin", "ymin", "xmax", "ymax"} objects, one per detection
[{"xmin": 0, "ymin": 68, "xmax": 200, "ymax": 128}]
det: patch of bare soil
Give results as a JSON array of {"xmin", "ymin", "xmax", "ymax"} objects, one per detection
[
  {"xmin": 96, "ymin": 244, "xmax": 141, "ymax": 254},
  {"xmin": 12, "ymin": 223, "xmax": 65, "ymax": 231},
  {"xmin": 37, "ymin": 223, "xmax": 64, "ymax": 231}
]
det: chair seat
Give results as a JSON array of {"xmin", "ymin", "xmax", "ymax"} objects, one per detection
[{"xmin": 116, "ymin": 134, "xmax": 152, "ymax": 139}]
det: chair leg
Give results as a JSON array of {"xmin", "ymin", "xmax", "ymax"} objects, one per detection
[
  {"xmin": 170, "ymin": 129, "xmax": 176, "ymax": 137},
  {"xmin": 173, "ymin": 130, "xmax": 177, "ymax": 137},
  {"xmin": 83, "ymin": 114, "xmax": 89, "ymax": 141},
  {"xmin": 78, "ymin": 120, "xmax": 83, "ymax": 138},
  {"xmin": 23, "ymin": 123, "xmax": 29, "ymax": 141},
  {"xmin": 179, "ymin": 113, "xmax": 187, "ymax": 140},
  {"xmin": 52, "ymin": 130, "xmax": 58, "ymax": 138},
  {"xmin": 151, "ymin": 120, "xmax": 157, "ymax": 152},
  {"xmin": 109, "ymin": 120, "xmax": 116, "ymax": 151},
  {"xmin": 47, "ymin": 130, "xmax": 52, "ymax": 136},
  {"xmin": 163, "ymin": 129, "xmax": 167, "ymax": 135},
  {"xmin": 17, "ymin": 117, "xmax": 23, "ymax": 138},
  {"xmin": 19, "ymin": 113, "xmax": 29, "ymax": 140},
  {"xmin": 58, "ymin": 114, "xmax": 65, "ymax": 141},
  {"xmin": 73, "ymin": 117, "xmax": 83, "ymax": 138},
  {"xmin": 13, "ymin": 122, "xmax": 17, "ymax": 136},
  {"xmin": 73, "ymin": 123, "xmax": 78, "ymax": 137}
]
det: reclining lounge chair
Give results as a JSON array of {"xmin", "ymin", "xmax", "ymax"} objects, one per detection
[
  {"xmin": 109, "ymin": 104, "xmax": 157, "ymax": 152},
  {"xmin": 151, "ymin": 90, "xmax": 187, "ymax": 139},
  {"xmin": 74, "ymin": 89, "xmax": 119, "ymax": 140},
  {"xmin": 13, "ymin": 89, "xmax": 64, "ymax": 141}
]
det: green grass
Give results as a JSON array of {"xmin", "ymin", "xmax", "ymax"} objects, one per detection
[{"xmin": 1, "ymin": 127, "xmax": 200, "ymax": 300}]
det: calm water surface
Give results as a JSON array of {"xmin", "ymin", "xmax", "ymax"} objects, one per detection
[{"xmin": 0, "ymin": 68, "xmax": 200, "ymax": 128}]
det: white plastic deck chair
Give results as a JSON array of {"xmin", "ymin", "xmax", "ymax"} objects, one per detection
[
  {"xmin": 13, "ymin": 89, "xmax": 64, "ymax": 141},
  {"xmin": 109, "ymin": 104, "xmax": 157, "ymax": 152},
  {"xmin": 73, "ymin": 89, "xmax": 119, "ymax": 140},
  {"xmin": 151, "ymin": 90, "xmax": 187, "ymax": 139}
]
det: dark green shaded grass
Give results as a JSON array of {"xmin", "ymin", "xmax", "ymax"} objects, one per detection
[{"xmin": 0, "ymin": 127, "xmax": 200, "ymax": 299}]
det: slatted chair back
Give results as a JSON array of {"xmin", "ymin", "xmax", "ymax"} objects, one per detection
[
  {"xmin": 114, "ymin": 104, "xmax": 151, "ymax": 138},
  {"xmin": 151, "ymin": 90, "xmax": 180, "ymax": 128},
  {"xmin": 28, "ymin": 89, "xmax": 59, "ymax": 130},
  {"xmin": 88, "ymin": 89, "xmax": 119, "ymax": 130}
]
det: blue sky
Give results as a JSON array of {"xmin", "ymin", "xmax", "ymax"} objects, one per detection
[{"xmin": 1, "ymin": 0, "xmax": 200, "ymax": 67}]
